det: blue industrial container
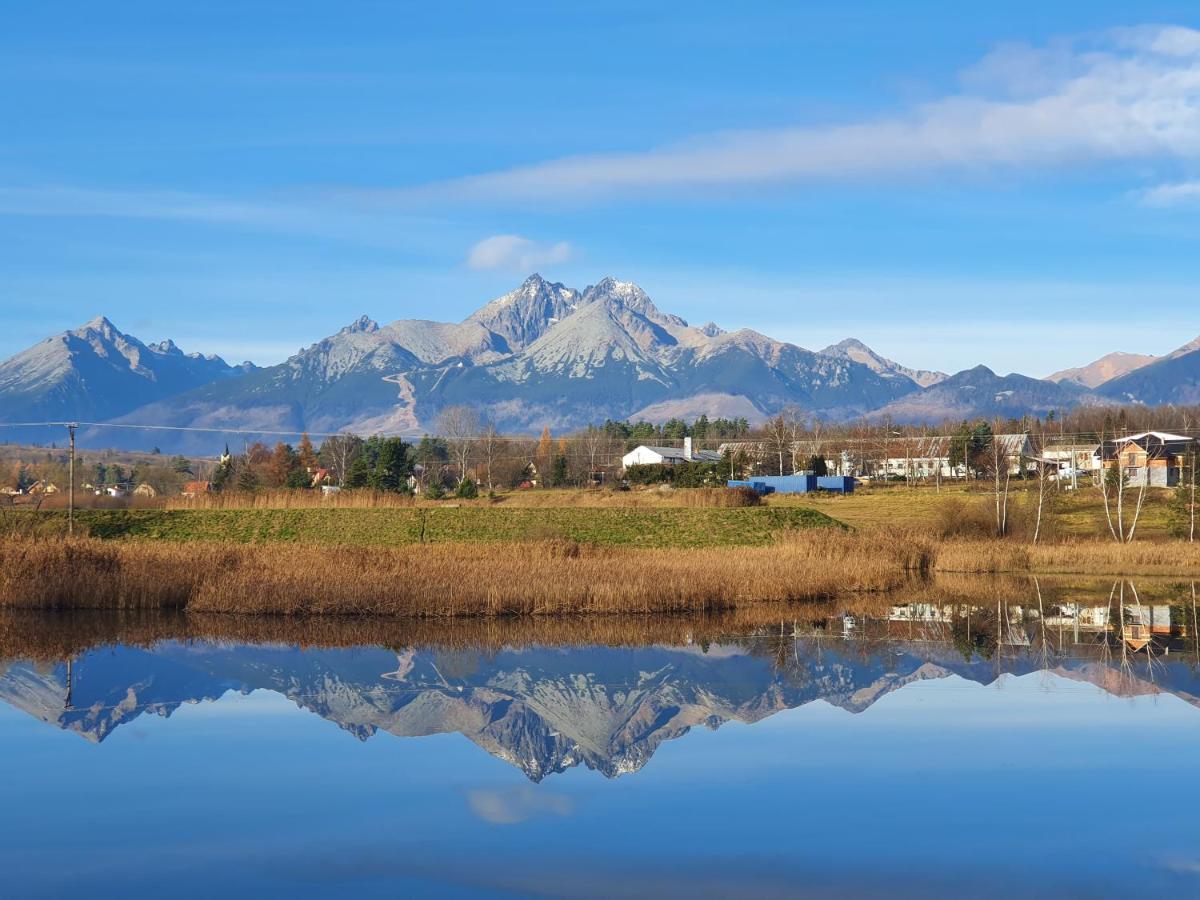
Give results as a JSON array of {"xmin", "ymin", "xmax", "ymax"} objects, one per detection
[
  {"xmin": 816, "ymin": 476, "xmax": 855, "ymax": 494},
  {"xmin": 727, "ymin": 480, "xmax": 774, "ymax": 495},
  {"xmin": 733, "ymin": 475, "xmax": 817, "ymax": 494}
]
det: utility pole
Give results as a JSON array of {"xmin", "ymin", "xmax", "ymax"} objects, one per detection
[{"xmin": 67, "ymin": 423, "xmax": 78, "ymax": 536}]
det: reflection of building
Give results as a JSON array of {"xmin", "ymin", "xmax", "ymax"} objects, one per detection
[{"xmin": 1102, "ymin": 431, "xmax": 1194, "ymax": 488}]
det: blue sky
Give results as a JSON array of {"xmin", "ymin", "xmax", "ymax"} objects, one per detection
[{"xmin": 3, "ymin": 1, "xmax": 1200, "ymax": 376}]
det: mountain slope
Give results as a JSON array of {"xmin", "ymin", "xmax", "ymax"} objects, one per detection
[
  {"xmin": 1096, "ymin": 336, "xmax": 1200, "ymax": 405},
  {"xmin": 820, "ymin": 338, "xmax": 947, "ymax": 388},
  {"xmin": 0, "ymin": 317, "xmax": 253, "ymax": 443},
  {"xmin": 103, "ymin": 275, "xmax": 924, "ymax": 450},
  {"xmin": 867, "ymin": 365, "xmax": 1092, "ymax": 423},
  {"xmin": 1047, "ymin": 351, "xmax": 1158, "ymax": 388}
]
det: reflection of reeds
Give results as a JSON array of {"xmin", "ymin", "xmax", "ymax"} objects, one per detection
[{"xmin": 0, "ymin": 533, "xmax": 929, "ymax": 616}]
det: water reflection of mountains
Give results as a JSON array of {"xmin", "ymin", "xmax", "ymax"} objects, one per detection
[{"xmin": 5, "ymin": 610, "xmax": 1200, "ymax": 781}]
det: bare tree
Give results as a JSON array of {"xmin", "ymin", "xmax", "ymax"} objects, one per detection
[
  {"xmin": 1184, "ymin": 414, "xmax": 1196, "ymax": 543},
  {"xmin": 322, "ymin": 433, "xmax": 361, "ymax": 487},
  {"xmin": 580, "ymin": 424, "xmax": 609, "ymax": 485},
  {"xmin": 991, "ymin": 425, "xmax": 1013, "ymax": 538},
  {"xmin": 478, "ymin": 421, "xmax": 500, "ymax": 491},
  {"xmin": 437, "ymin": 405, "xmax": 480, "ymax": 484},
  {"xmin": 763, "ymin": 407, "xmax": 802, "ymax": 476},
  {"xmin": 1032, "ymin": 424, "xmax": 1048, "ymax": 544}
]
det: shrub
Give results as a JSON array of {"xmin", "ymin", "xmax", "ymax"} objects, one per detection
[
  {"xmin": 677, "ymin": 487, "xmax": 762, "ymax": 508},
  {"xmin": 455, "ymin": 479, "xmax": 479, "ymax": 499}
]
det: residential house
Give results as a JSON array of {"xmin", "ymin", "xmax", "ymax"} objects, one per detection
[
  {"xmin": 1101, "ymin": 431, "xmax": 1195, "ymax": 488},
  {"xmin": 27, "ymin": 480, "xmax": 60, "ymax": 494},
  {"xmin": 1041, "ymin": 444, "xmax": 1102, "ymax": 483},
  {"xmin": 623, "ymin": 437, "xmax": 722, "ymax": 470},
  {"xmin": 181, "ymin": 480, "xmax": 212, "ymax": 497},
  {"xmin": 132, "ymin": 483, "xmax": 158, "ymax": 498},
  {"xmin": 880, "ymin": 436, "xmax": 955, "ymax": 479}
]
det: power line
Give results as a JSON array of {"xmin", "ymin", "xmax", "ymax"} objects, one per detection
[{"xmin": 2, "ymin": 419, "xmax": 1199, "ymax": 447}]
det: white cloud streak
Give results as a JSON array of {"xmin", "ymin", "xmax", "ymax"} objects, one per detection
[
  {"xmin": 1139, "ymin": 179, "xmax": 1200, "ymax": 205},
  {"xmin": 410, "ymin": 25, "xmax": 1200, "ymax": 202},
  {"xmin": 466, "ymin": 234, "xmax": 573, "ymax": 270}
]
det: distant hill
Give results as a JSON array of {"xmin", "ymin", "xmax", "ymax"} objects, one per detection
[
  {"xmin": 866, "ymin": 365, "xmax": 1092, "ymax": 424},
  {"xmin": 820, "ymin": 338, "xmax": 947, "ymax": 388},
  {"xmin": 1096, "ymin": 336, "xmax": 1200, "ymax": 406},
  {"xmin": 1047, "ymin": 351, "xmax": 1158, "ymax": 388}
]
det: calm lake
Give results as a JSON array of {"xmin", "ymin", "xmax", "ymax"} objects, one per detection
[{"xmin": 4, "ymin": 582, "xmax": 1200, "ymax": 898}]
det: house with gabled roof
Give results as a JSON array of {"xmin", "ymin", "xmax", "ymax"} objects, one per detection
[
  {"xmin": 622, "ymin": 438, "xmax": 722, "ymax": 470},
  {"xmin": 1102, "ymin": 431, "xmax": 1195, "ymax": 488}
]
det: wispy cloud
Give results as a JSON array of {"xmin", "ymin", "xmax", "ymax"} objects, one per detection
[
  {"xmin": 1139, "ymin": 179, "xmax": 1200, "ymax": 206},
  {"xmin": 465, "ymin": 234, "xmax": 573, "ymax": 271},
  {"xmin": 397, "ymin": 25, "xmax": 1200, "ymax": 202}
]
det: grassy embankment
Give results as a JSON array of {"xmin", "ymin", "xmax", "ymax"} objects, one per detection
[
  {"xmin": 6, "ymin": 483, "xmax": 1197, "ymax": 617},
  {"xmin": 30, "ymin": 504, "xmax": 841, "ymax": 547}
]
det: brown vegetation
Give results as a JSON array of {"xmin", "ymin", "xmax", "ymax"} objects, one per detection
[
  {"xmin": 932, "ymin": 538, "xmax": 1200, "ymax": 576},
  {"xmin": 0, "ymin": 532, "xmax": 928, "ymax": 616},
  {"xmin": 166, "ymin": 489, "xmax": 418, "ymax": 510}
]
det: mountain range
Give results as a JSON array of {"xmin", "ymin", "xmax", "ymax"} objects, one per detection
[
  {"xmin": 3, "ymin": 632, "xmax": 1195, "ymax": 781},
  {"xmin": 2, "ymin": 274, "xmax": 1198, "ymax": 452}
]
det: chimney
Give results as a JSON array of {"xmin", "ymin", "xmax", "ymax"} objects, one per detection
[{"xmin": 684, "ymin": 437, "xmax": 693, "ymax": 461}]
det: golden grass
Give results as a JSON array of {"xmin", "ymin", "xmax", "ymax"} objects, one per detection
[
  {"xmin": 0, "ymin": 531, "xmax": 928, "ymax": 616},
  {"xmin": 165, "ymin": 489, "xmax": 418, "ymax": 510},
  {"xmin": 933, "ymin": 539, "xmax": 1200, "ymax": 576}
]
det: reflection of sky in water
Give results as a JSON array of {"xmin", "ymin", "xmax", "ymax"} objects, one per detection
[{"xmin": 3, "ymin": 654, "xmax": 1200, "ymax": 898}]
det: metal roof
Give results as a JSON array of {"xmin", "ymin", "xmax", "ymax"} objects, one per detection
[{"xmin": 631, "ymin": 445, "xmax": 723, "ymax": 462}]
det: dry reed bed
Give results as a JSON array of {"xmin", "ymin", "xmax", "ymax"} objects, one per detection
[
  {"xmin": 166, "ymin": 489, "xmax": 418, "ymax": 510},
  {"xmin": 0, "ymin": 532, "xmax": 927, "ymax": 616},
  {"xmin": 164, "ymin": 486, "xmax": 763, "ymax": 511},
  {"xmin": 933, "ymin": 540, "xmax": 1200, "ymax": 576}
]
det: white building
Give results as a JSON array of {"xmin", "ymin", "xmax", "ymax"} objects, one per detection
[{"xmin": 622, "ymin": 437, "xmax": 722, "ymax": 470}]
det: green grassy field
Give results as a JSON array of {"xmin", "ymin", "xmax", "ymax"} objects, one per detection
[{"xmin": 53, "ymin": 505, "xmax": 844, "ymax": 548}]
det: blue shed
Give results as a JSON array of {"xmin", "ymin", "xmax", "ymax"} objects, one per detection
[
  {"xmin": 816, "ymin": 476, "xmax": 856, "ymax": 494},
  {"xmin": 736, "ymin": 475, "xmax": 818, "ymax": 494},
  {"xmin": 727, "ymin": 480, "xmax": 774, "ymax": 495}
]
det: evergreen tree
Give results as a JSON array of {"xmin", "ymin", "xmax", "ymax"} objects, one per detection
[
  {"xmin": 550, "ymin": 454, "xmax": 569, "ymax": 487},
  {"xmin": 808, "ymin": 454, "xmax": 828, "ymax": 476},
  {"xmin": 346, "ymin": 453, "xmax": 371, "ymax": 488},
  {"xmin": 371, "ymin": 437, "xmax": 412, "ymax": 492}
]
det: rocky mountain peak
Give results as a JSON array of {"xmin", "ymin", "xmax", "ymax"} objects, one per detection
[
  {"xmin": 819, "ymin": 337, "xmax": 948, "ymax": 389},
  {"xmin": 581, "ymin": 277, "xmax": 687, "ymax": 329},
  {"xmin": 467, "ymin": 274, "xmax": 581, "ymax": 351},
  {"xmin": 340, "ymin": 315, "xmax": 380, "ymax": 335}
]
